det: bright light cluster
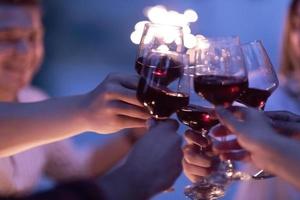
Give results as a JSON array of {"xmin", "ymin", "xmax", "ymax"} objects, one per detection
[{"xmin": 130, "ymin": 5, "xmax": 199, "ymax": 49}]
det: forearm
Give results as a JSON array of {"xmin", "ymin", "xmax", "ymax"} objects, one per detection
[
  {"xmin": 262, "ymin": 136, "xmax": 300, "ymax": 189},
  {"xmin": 0, "ymin": 180, "xmax": 105, "ymax": 200},
  {"xmin": 0, "ymin": 95, "xmax": 89, "ymax": 157},
  {"xmin": 88, "ymin": 128, "xmax": 146, "ymax": 177},
  {"xmin": 98, "ymin": 165, "xmax": 151, "ymax": 200}
]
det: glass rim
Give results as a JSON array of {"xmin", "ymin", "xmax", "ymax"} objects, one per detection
[
  {"xmin": 242, "ymin": 40, "xmax": 263, "ymax": 46},
  {"xmin": 197, "ymin": 35, "xmax": 240, "ymax": 43}
]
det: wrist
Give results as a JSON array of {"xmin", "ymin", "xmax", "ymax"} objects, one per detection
[
  {"xmin": 99, "ymin": 165, "xmax": 151, "ymax": 200},
  {"xmin": 69, "ymin": 94, "xmax": 92, "ymax": 132}
]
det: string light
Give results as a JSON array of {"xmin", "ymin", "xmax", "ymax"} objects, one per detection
[{"xmin": 130, "ymin": 5, "xmax": 199, "ymax": 49}]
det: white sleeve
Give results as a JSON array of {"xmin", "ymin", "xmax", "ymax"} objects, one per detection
[{"xmin": 43, "ymin": 139, "xmax": 93, "ymax": 181}]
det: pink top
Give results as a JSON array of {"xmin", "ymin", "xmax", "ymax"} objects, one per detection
[{"xmin": 0, "ymin": 86, "xmax": 92, "ymax": 197}]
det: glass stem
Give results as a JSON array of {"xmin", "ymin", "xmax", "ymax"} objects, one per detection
[{"xmin": 199, "ymin": 129, "xmax": 208, "ymax": 151}]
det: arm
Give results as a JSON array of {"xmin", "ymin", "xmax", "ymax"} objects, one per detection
[
  {"xmin": 44, "ymin": 128, "xmax": 146, "ymax": 180},
  {"xmin": 87, "ymin": 128, "xmax": 146, "ymax": 177},
  {"xmin": 1, "ymin": 120, "xmax": 183, "ymax": 200},
  {"xmin": 0, "ymin": 95, "xmax": 87, "ymax": 157},
  {"xmin": 266, "ymin": 110, "xmax": 300, "ymax": 139},
  {"xmin": 214, "ymin": 106, "xmax": 300, "ymax": 189},
  {"xmin": 0, "ymin": 73, "xmax": 149, "ymax": 157},
  {"xmin": 260, "ymin": 136, "xmax": 300, "ymax": 189},
  {"xmin": 99, "ymin": 119, "xmax": 183, "ymax": 200}
]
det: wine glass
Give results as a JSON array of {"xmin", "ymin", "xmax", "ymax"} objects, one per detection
[
  {"xmin": 135, "ymin": 23, "xmax": 185, "ymax": 76},
  {"xmin": 177, "ymin": 68, "xmax": 226, "ymax": 200},
  {"xmin": 232, "ymin": 40, "xmax": 279, "ymax": 179},
  {"xmin": 134, "ymin": 23, "xmax": 189, "ymax": 119},
  {"xmin": 183, "ymin": 37, "xmax": 248, "ymax": 200},
  {"xmin": 237, "ymin": 40, "xmax": 279, "ymax": 109},
  {"xmin": 136, "ymin": 52, "xmax": 190, "ymax": 119},
  {"xmin": 193, "ymin": 37, "xmax": 248, "ymax": 108}
]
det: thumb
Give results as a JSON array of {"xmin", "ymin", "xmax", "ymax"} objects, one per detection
[{"xmin": 215, "ymin": 106, "xmax": 242, "ymax": 137}]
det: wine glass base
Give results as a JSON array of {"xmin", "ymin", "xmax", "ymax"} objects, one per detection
[{"xmin": 184, "ymin": 182, "xmax": 225, "ymax": 200}]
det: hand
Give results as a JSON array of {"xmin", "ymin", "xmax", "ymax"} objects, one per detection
[
  {"xmin": 99, "ymin": 119, "xmax": 183, "ymax": 199},
  {"xmin": 212, "ymin": 106, "xmax": 282, "ymax": 170},
  {"xmin": 266, "ymin": 111, "xmax": 300, "ymax": 139},
  {"xmin": 182, "ymin": 129, "xmax": 213, "ymax": 183},
  {"xmin": 123, "ymin": 127, "xmax": 148, "ymax": 145},
  {"xmin": 81, "ymin": 73, "xmax": 150, "ymax": 133},
  {"xmin": 125, "ymin": 119, "xmax": 183, "ymax": 196},
  {"xmin": 213, "ymin": 107, "xmax": 300, "ymax": 190}
]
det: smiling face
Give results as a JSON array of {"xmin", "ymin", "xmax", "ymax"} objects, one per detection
[{"xmin": 0, "ymin": 4, "xmax": 43, "ymax": 101}]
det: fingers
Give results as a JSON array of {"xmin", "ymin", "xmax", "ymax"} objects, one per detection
[
  {"xmin": 184, "ymin": 173, "xmax": 203, "ymax": 183},
  {"xmin": 116, "ymin": 115, "xmax": 147, "ymax": 129},
  {"xmin": 105, "ymin": 85, "xmax": 142, "ymax": 107},
  {"xmin": 108, "ymin": 100, "xmax": 150, "ymax": 119},
  {"xmin": 184, "ymin": 130, "xmax": 210, "ymax": 148},
  {"xmin": 270, "ymin": 120, "xmax": 300, "ymax": 137},
  {"xmin": 210, "ymin": 124, "xmax": 232, "ymax": 137},
  {"xmin": 266, "ymin": 111, "xmax": 300, "ymax": 137},
  {"xmin": 215, "ymin": 106, "xmax": 242, "ymax": 136},
  {"xmin": 183, "ymin": 145, "xmax": 212, "ymax": 168},
  {"xmin": 98, "ymin": 73, "xmax": 142, "ymax": 107},
  {"xmin": 182, "ymin": 159, "xmax": 212, "ymax": 180},
  {"xmin": 182, "ymin": 144, "xmax": 213, "ymax": 182},
  {"xmin": 215, "ymin": 106, "xmax": 261, "ymax": 137},
  {"xmin": 213, "ymin": 139, "xmax": 242, "ymax": 153},
  {"xmin": 227, "ymin": 106, "xmax": 260, "ymax": 121},
  {"xmin": 265, "ymin": 111, "xmax": 300, "ymax": 122},
  {"xmin": 265, "ymin": 111, "xmax": 290, "ymax": 120}
]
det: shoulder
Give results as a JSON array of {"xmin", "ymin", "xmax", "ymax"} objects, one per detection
[{"xmin": 18, "ymin": 85, "xmax": 49, "ymax": 103}]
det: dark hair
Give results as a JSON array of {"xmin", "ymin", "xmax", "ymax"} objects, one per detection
[
  {"xmin": 0, "ymin": 0, "xmax": 40, "ymax": 5},
  {"xmin": 280, "ymin": 0, "xmax": 300, "ymax": 76}
]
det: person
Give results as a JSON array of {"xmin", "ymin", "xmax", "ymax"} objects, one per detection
[
  {"xmin": 0, "ymin": 120, "xmax": 183, "ymax": 200},
  {"xmin": 183, "ymin": 1, "xmax": 300, "ymax": 199},
  {"xmin": 228, "ymin": 0, "xmax": 300, "ymax": 198},
  {"xmin": 280, "ymin": 0, "xmax": 300, "ymax": 102},
  {"xmin": 183, "ymin": 106, "xmax": 300, "ymax": 193},
  {"xmin": 212, "ymin": 107, "xmax": 300, "ymax": 190},
  {"xmin": 0, "ymin": 0, "xmax": 156, "ymax": 197}
]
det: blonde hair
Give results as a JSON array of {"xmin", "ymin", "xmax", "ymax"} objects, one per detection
[{"xmin": 280, "ymin": 0, "xmax": 300, "ymax": 76}]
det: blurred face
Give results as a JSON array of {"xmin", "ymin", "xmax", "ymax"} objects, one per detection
[
  {"xmin": 290, "ymin": 2, "xmax": 300, "ymax": 68},
  {"xmin": 0, "ymin": 4, "xmax": 43, "ymax": 100}
]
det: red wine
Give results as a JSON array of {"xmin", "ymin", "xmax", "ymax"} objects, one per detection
[
  {"xmin": 135, "ymin": 56, "xmax": 183, "ymax": 85},
  {"xmin": 137, "ymin": 78, "xmax": 189, "ymax": 119},
  {"xmin": 194, "ymin": 75, "xmax": 248, "ymax": 106},
  {"xmin": 177, "ymin": 105, "xmax": 219, "ymax": 131},
  {"xmin": 237, "ymin": 88, "xmax": 271, "ymax": 109}
]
